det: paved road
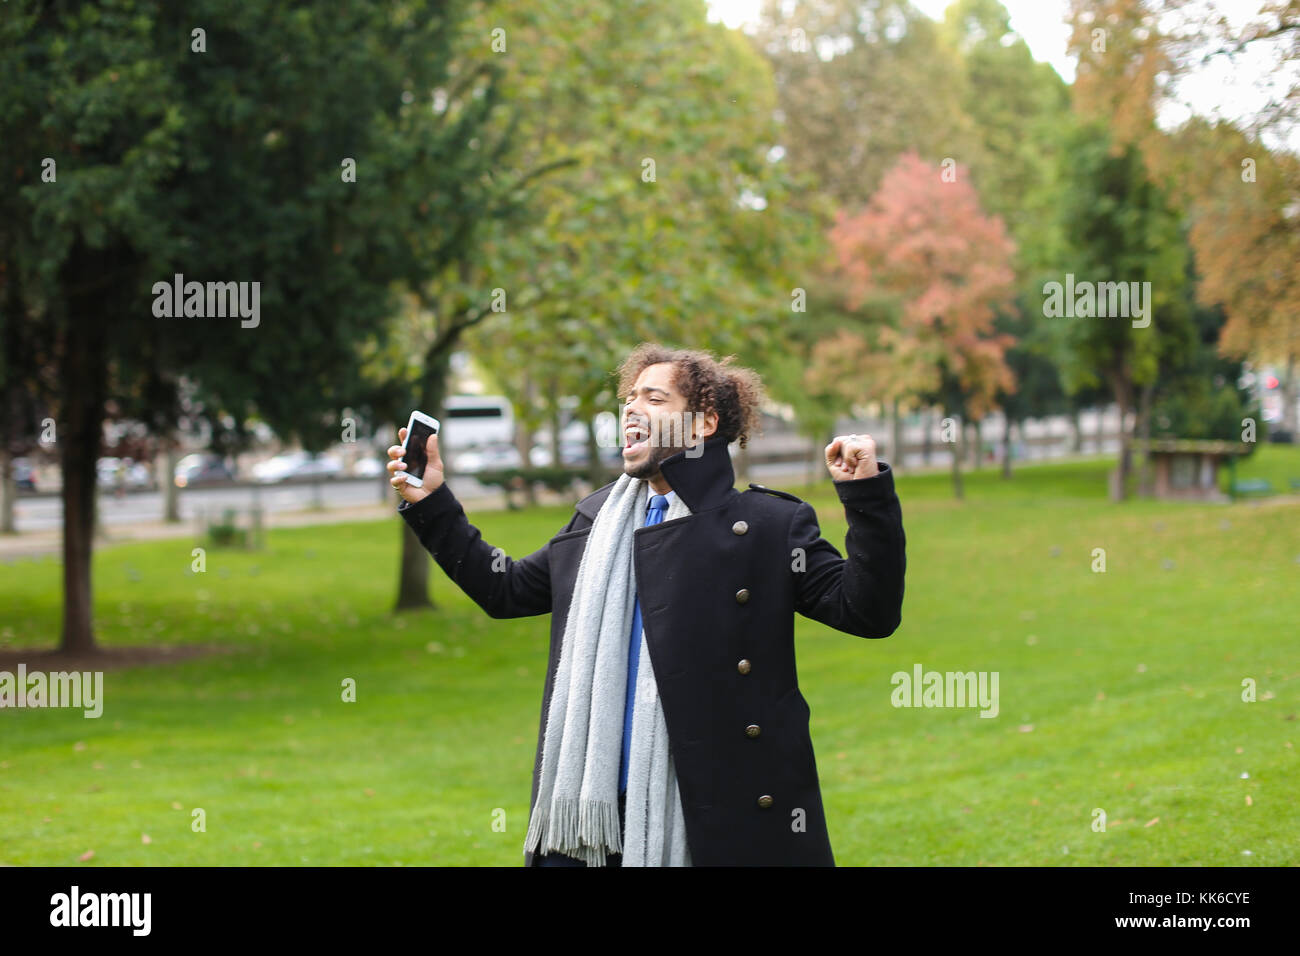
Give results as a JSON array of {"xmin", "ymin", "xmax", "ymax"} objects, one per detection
[
  {"xmin": 1, "ymin": 462, "xmax": 836, "ymax": 556},
  {"xmin": 9, "ymin": 476, "xmax": 474, "ymax": 534}
]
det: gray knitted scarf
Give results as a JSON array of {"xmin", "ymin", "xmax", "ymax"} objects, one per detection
[{"xmin": 523, "ymin": 473, "xmax": 693, "ymax": 866}]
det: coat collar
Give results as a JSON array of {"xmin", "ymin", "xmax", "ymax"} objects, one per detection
[
  {"xmin": 575, "ymin": 433, "xmax": 737, "ymax": 519},
  {"xmin": 657, "ymin": 433, "xmax": 736, "ymax": 513}
]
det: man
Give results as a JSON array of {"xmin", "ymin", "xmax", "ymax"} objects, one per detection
[{"xmin": 388, "ymin": 344, "xmax": 906, "ymax": 866}]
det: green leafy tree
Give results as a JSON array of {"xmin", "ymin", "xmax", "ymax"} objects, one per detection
[
  {"xmin": 0, "ymin": 0, "xmax": 507, "ymax": 650},
  {"xmin": 943, "ymin": 0, "xmax": 1075, "ymax": 474},
  {"xmin": 1051, "ymin": 120, "xmax": 1190, "ymax": 500},
  {"xmin": 451, "ymin": 0, "xmax": 816, "ymax": 482}
]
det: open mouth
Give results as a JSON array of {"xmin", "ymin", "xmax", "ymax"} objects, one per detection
[{"xmin": 624, "ymin": 422, "xmax": 649, "ymax": 454}]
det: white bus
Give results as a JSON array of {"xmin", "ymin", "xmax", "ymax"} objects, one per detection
[{"xmin": 441, "ymin": 395, "xmax": 514, "ymax": 449}]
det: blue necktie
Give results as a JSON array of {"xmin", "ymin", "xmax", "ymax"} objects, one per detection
[{"xmin": 620, "ymin": 493, "xmax": 669, "ymax": 795}]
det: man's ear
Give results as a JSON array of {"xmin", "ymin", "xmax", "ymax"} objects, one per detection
[{"xmin": 694, "ymin": 410, "xmax": 719, "ymax": 440}]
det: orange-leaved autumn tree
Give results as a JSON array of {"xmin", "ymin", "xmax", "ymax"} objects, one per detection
[
  {"xmin": 1168, "ymin": 120, "xmax": 1300, "ymax": 440},
  {"xmin": 821, "ymin": 150, "xmax": 1018, "ymax": 498}
]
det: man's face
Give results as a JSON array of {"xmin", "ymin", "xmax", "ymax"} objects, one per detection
[{"xmin": 621, "ymin": 363, "xmax": 715, "ymax": 481}]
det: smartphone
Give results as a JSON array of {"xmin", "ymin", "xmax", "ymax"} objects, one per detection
[{"xmin": 399, "ymin": 411, "xmax": 441, "ymax": 487}]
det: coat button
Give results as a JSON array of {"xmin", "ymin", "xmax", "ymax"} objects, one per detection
[
  {"xmin": 737, "ymin": 659, "xmax": 752, "ymax": 675},
  {"xmin": 732, "ymin": 520, "xmax": 748, "ymax": 535},
  {"xmin": 735, "ymin": 588, "xmax": 750, "ymax": 604},
  {"xmin": 745, "ymin": 724, "xmax": 761, "ymax": 738},
  {"xmin": 757, "ymin": 795, "xmax": 774, "ymax": 809}
]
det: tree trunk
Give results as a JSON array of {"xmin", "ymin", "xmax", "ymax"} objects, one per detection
[
  {"xmin": 1, "ymin": 262, "xmax": 25, "ymax": 537},
  {"xmin": 1110, "ymin": 381, "xmax": 1133, "ymax": 502},
  {"xmin": 1069, "ymin": 407, "xmax": 1082, "ymax": 453},
  {"xmin": 394, "ymin": 519, "xmax": 435, "ymax": 610},
  {"xmin": 162, "ymin": 439, "xmax": 181, "ymax": 523},
  {"xmin": 890, "ymin": 398, "xmax": 903, "ymax": 473},
  {"xmin": 736, "ymin": 440, "xmax": 751, "ymax": 485},
  {"xmin": 0, "ymin": 449, "xmax": 15, "ymax": 534},
  {"xmin": 922, "ymin": 409, "xmax": 932, "ymax": 465},
  {"xmin": 970, "ymin": 419, "xmax": 983, "ymax": 469},
  {"xmin": 1095, "ymin": 406, "xmax": 1106, "ymax": 453},
  {"xmin": 549, "ymin": 400, "xmax": 563, "ymax": 467},
  {"xmin": 585, "ymin": 413, "xmax": 604, "ymax": 488},
  {"xmin": 1001, "ymin": 415, "xmax": 1014, "ymax": 479},
  {"xmin": 60, "ymin": 251, "xmax": 110, "ymax": 653},
  {"xmin": 1136, "ymin": 382, "xmax": 1154, "ymax": 496},
  {"xmin": 514, "ymin": 376, "xmax": 537, "ymax": 507},
  {"xmin": 515, "ymin": 421, "xmax": 537, "ymax": 507},
  {"xmin": 950, "ymin": 414, "xmax": 964, "ymax": 500}
]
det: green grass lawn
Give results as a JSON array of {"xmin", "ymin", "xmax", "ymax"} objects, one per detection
[
  {"xmin": 1, "ymin": 448, "xmax": 1297, "ymax": 866},
  {"xmin": 1221, "ymin": 440, "xmax": 1300, "ymax": 495}
]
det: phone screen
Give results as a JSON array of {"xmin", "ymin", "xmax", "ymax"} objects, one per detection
[{"xmin": 403, "ymin": 418, "xmax": 437, "ymax": 483}]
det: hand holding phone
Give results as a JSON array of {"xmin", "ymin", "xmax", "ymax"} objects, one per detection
[{"xmin": 388, "ymin": 411, "xmax": 443, "ymax": 503}]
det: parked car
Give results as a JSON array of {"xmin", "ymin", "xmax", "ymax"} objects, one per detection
[
  {"xmin": 529, "ymin": 441, "xmax": 618, "ymax": 468},
  {"xmin": 447, "ymin": 444, "xmax": 522, "ymax": 475},
  {"xmin": 174, "ymin": 453, "xmax": 236, "ymax": 488},
  {"xmin": 350, "ymin": 456, "xmax": 385, "ymax": 478},
  {"xmin": 96, "ymin": 457, "xmax": 153, "ymax": 491},
  {"xmin": 13, "ymin": 458, "xmax": 37, "ymax": 492},
  {"xmin": 252, "ymin": 451, "xmax": 343, "ymax": 483},
  {"xmin": 13, "ymin": 458, "xmax": 38, "ymax": 492}
]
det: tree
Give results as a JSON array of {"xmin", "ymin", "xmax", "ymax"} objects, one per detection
[
  {"xmin": 0, "ymin": 0, "xmax": 507, "ymax": 651},
  {"xmin": 1051, "ymin": 120, "xmax": 1190, "ymax": 500},
  {"xmin": 992, "ymin": 299, "xmax": 1069, "ymax": 477},
  {"xmin": 1161, "ymin": 120, "xmax": 1300, "ymax": 439},
  {"xmin": 1148, "ymin": 273, "xmax": 1261, "ymax": 448},
  {"xmin": 1064, "ymin": 0, "xmax": 1294, "ymax": 463},
  {"xmin": 752, "ymin": 0, "xmax": 982, "ymax": 219},
  {"xmin": 1067, "ymin": 0, "xmax": 1174, "ymax": 159},
  {"xmin": 942, "ymin": 0, "xmax": 1074, "ymax": 476},
  {"xmin": 453, "ymin": 0, "xmax": 816, "ymax": 484},
  {"xmin": 346, "ymin": 0, "xmax": 817, "ymax": 609},
  {"xmin": 824, "ymin": 151, "xmax": 1018, "ymax": 498}
]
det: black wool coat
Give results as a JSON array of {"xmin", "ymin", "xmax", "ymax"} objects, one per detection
[{"xmin": 398, "ymin": 433, "xmax": 906, "ymax": 866}]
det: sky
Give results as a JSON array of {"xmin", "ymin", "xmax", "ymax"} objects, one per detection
[
  {"xmin": 705, "ymin": 0, "xmax": 1296, "ymax": 147},
  {"xmin": 707, "ymin": 0, "xmax": 1076, "ymax": 79}
]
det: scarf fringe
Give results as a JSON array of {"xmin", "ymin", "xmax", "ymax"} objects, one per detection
[{"xmin": 525, "ymin": 796, "xmax": 623, "ymax": 862}]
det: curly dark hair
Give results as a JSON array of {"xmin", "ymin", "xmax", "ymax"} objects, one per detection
[{"xmin": 616, "ymin": 343, "xmax": 765, "ymax": 448}]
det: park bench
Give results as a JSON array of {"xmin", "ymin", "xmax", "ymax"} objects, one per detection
[{"xmin": 1229, "ymin": 478, "xmax": 1274, "ymax": 498}]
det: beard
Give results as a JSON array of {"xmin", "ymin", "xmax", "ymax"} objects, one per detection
[{"xmin": 624, "ymin": 438, "xmax": 686, "ymax": 481}]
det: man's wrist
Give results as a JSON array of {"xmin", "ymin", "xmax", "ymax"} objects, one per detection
[
  {"xmin": 397, "ymin": 481, "xmax": 456, "ymax": 534},
  {"xmin": 834, "ymin": 461, "xmax": 895, "ymax": 501}
]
